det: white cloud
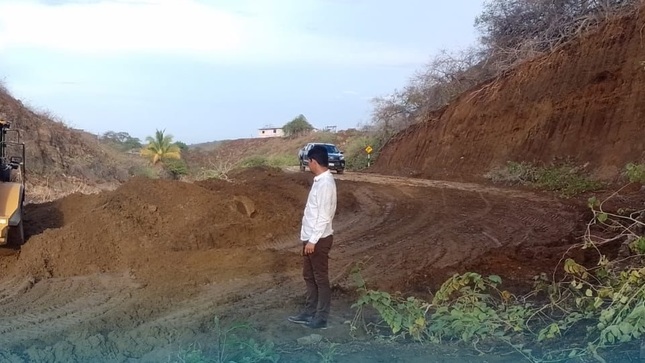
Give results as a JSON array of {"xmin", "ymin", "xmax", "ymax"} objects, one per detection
[
  {"xmin": 0, "ymin": 0, "xmax": 428, "ymax": 66},
  {"xmin": 0, "ymin": 0, "xmax": 244, "ymax": 55}
]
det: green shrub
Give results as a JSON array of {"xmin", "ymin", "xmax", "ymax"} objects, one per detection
[
  {"xmin": 534, "ymin": 164, "xmax": 603, "ymax": 197},
  {"xmin": 486, "ymin": 160, "xmax": 603, "ymax": 197},
  {"xmin": 164, "ymin": 158, "xmax": 189, "ymax": 179},
  {"xmin": 170, "ymin": 317, "xmax": 279, "ymax": 363},
  {"xmin": 241, "ymin": 156, "xmax": 269, "ymax": 168},
  {"xmin": 240, "ymin": 154, "xmax": 298, "ymax": 169},
  {"xmin": 624, "ymin": 162, "xmax": 645, "ymax": 183},
  {"xmin": 344, "ymin": 135, "xmax": 384, "ymax": 171}
]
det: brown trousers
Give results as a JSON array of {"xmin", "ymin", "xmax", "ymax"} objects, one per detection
[{"xmin": 302, "ymin": 235, "xmax": 333, "ymax": 321}]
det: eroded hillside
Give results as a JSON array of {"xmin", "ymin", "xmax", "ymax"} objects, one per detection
[
  {"xmin": 0, "ymin": 87, "xmax": 145, "ymax": 199},
  {"xmin": 373, "ymin": 7, "xmax": 645, "ymax": 182}
]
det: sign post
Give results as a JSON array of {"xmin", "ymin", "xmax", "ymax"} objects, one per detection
[{"xmin": 365, "ymin": 145, "xmax": 373, "ymax": 167}]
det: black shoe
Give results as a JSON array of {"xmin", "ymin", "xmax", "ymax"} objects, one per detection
[
  {"xmin": 287, "ymin": 313, "xmax": 313, "ymax": 324},
  {"xmin": 305, "ymin": 319, "xmax": 328, "ymax": 330}
]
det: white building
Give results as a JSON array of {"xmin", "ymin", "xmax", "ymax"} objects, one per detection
[{"xmin": 257, "ymin": 127, "xmax": 284, "ymax": 138}]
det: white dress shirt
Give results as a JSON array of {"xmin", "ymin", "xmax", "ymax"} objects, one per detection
[{"xmin": 301, "ymin": 169, "xmax": 337, "ymax": 244}]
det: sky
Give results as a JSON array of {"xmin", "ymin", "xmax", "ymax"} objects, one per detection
[{"xmin": 0, "ymin": 0, "xmax": 486, "ymax": 144}]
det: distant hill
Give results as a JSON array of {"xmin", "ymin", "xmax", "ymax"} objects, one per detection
[
  {"xmin": 187, "ymin": 140, "xmax": 223, "ymax": 151},
  {"xmin": 183, "ymin": 129, "xmax": 368, "ymax": 175}
]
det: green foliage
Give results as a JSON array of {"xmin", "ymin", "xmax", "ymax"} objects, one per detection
[
  {"xmin": 428, "ymin": 273, "xmax": 529, "ymax": 343},
  {"xmin": 353, "ymin": 290, "xmax": 429, "ymax": 340},
  {"xmin": 175, "ymin": 141, "xmax": 189, "ymax": 151},
  {"xmin": 164, "ymin": 158, "xmax": 189, "ymax": 179},
  {"xmin": 352, "ymin": 191, "xmax": 645, "ymax": 362},
  {"xmin": 630, "ymin": 237, "xmax": 645, "ymax": 255},
  {"xmin": 170, "ymin": 317, "xmax": 279, "ymax": 363},
  {"xmin": 317, "ymin": 342, "xmax": 339, "ymax": 363},
  {"xmin": 100, "ymin": 130, "xmax": 142, "ymax": 151},
  {"xmin": 351, "ymin": 269, "xmax": 528, "ymax": 346},
  {"xmin": 535, "ymin": 164, "xmax": 603, "ymax": 197},
  {"xmin": 240, "ymin": 154, "xmax": 298, "ymax": 168},
  {"xmin": 624, "ymin": 162, "xmax": 645, "ymax": 183},
  {"xmin": 283, "ymin": 114, "xmax": 313, "ymax": 137},
  {"xmin": 343, "ymin": 135, "xmax": 384, "ymax": 171},
  {"xmin": 141, "ymin": 129, "xmax": 182, "ymax": 165},
  {"xmin": 486, "ymin": 160, "xmax": 603, "ymax": 197}
]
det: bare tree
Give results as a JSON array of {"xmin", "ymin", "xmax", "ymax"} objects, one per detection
[
  {"xmin": 370, "ymin": 46, "xmax": 487, "ymax": 136},
  {"xmin": 476, "ymin": 0, "xmax": 640, "ymax": 71}
]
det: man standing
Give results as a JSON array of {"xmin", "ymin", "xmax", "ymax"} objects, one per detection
[{"xmin": 288, "ymin": 145, "xmax": 337, "ymax": 329}]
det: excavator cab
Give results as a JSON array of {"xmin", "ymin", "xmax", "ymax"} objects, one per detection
[{"xmin": 0, "ymin": 119, "xmax": 25, "ymax": 246}]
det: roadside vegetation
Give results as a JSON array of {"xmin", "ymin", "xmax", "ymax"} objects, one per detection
[
  {"xmin": 169, "ymin": 317, "xmax": 280, "ymax": 363},
  {"xmin": 350, "ymin": 187, "xmax": 645, "ymax": 362},
  {"xmin": 485, "ymin": 160, "xmax": 604, "ymax": 197},
  {"xmin": 624, "ymin": 162, "xmax": 645, "ymax": 184}
]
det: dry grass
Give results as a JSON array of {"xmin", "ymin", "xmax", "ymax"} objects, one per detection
[{"xmin": 25, "ymin": 177, "xmax": 117, "ymax": 204}]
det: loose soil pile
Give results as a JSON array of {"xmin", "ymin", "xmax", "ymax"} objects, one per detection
[{"xmin": 12, "ymin": 167, "xmax": 356, "ymax": 287}]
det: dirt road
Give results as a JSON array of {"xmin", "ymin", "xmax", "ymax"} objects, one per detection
[{"xmin": 0, "ymin": 169, "xmax": 586, "ymax": 362}]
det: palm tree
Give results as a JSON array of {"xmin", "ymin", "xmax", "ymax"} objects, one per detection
[{"xmin": 140, "ymin": 129, "xmax": 181, "ymax": 165}]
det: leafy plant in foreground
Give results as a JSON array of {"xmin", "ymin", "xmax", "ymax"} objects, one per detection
[
  {"xmin": 352, "ymin": 189, "xmax": 645, "ymax": 362},
  {"xmin": 170, "ymin": 316, "xmax": 279, "ymax": 363}
]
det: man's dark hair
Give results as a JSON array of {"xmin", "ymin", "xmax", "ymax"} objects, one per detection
[{"xmin": 307, "ymin": 145, "xmax": 329, "ymax": 167}]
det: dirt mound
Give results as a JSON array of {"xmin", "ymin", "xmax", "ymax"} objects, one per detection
[
  {"xmin": 373, "ymin": 7, "xmax": 645, "ymax": 182},
  {"xmin": 12, "ymin": 168, "xmax": 356, "ymax": 286}
]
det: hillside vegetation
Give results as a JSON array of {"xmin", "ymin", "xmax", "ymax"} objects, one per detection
[
  {"xmin": 0, "ymin": 85, "xmax": 146, "ymax": 202},
  {"xmin": 183, "ymin": 129, "xmax": 378, "ymax": 179}
]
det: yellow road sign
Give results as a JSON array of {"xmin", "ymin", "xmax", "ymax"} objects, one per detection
[{"xmin": 365, "ymin": 145, "xmax": 373, "ymax": 154}]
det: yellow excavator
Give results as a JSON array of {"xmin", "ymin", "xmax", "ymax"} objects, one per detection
[{"xmin": 0, "ymin": 119, "xmax": 25, "ymax": 246}]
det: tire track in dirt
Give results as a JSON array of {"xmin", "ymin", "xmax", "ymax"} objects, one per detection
[
  {"xmin": 0, "ymin": 171, "xmax": 586, "ymax": 362},
  {"xmin": 337, "ymin": 172, "xmax": 566, "ymax": 203},
  {"xmin": 327, "ymin": 173, "xmax": 580, "ymax": 293},
  {"xmin": 0, "ymin": 273, "xmax": 138, "ymax": 347},
  {"xmin": 333, "ymin": 186, "xmax": 497, "ymax": 289},
  {"xmin": 149, "ymin": 174, "xmax": 578, "ymax": 354}
]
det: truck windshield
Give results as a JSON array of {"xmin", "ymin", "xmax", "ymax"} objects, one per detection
[{"xmin": 323, "ymin": 145, "xmax": 339, "ymax": 153}]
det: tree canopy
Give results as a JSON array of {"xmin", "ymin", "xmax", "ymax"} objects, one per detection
[
  {"xmin": 283, "ymin": 114, "xmax": 313, "ymax": 137},
  {"xmin": 140, "ymin": 129, "xmax": 181, "ymax": 165},
  {"xmin": 101, "ymin": 131, "xmax": 142, "ymax": 151}
]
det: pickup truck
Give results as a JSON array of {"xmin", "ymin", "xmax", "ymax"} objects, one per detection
[{"xmin": 298, "ymin": 143, "xmax": 345, "ymax": 174}]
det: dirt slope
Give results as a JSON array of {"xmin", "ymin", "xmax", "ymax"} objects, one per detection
[
  {"xmin": 0, "ymin": 87, "xmax": 141, "ymax": 184},
  {"xmin": 373, "ymin": 7, "xmax": 645, "ymax": 182}
]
